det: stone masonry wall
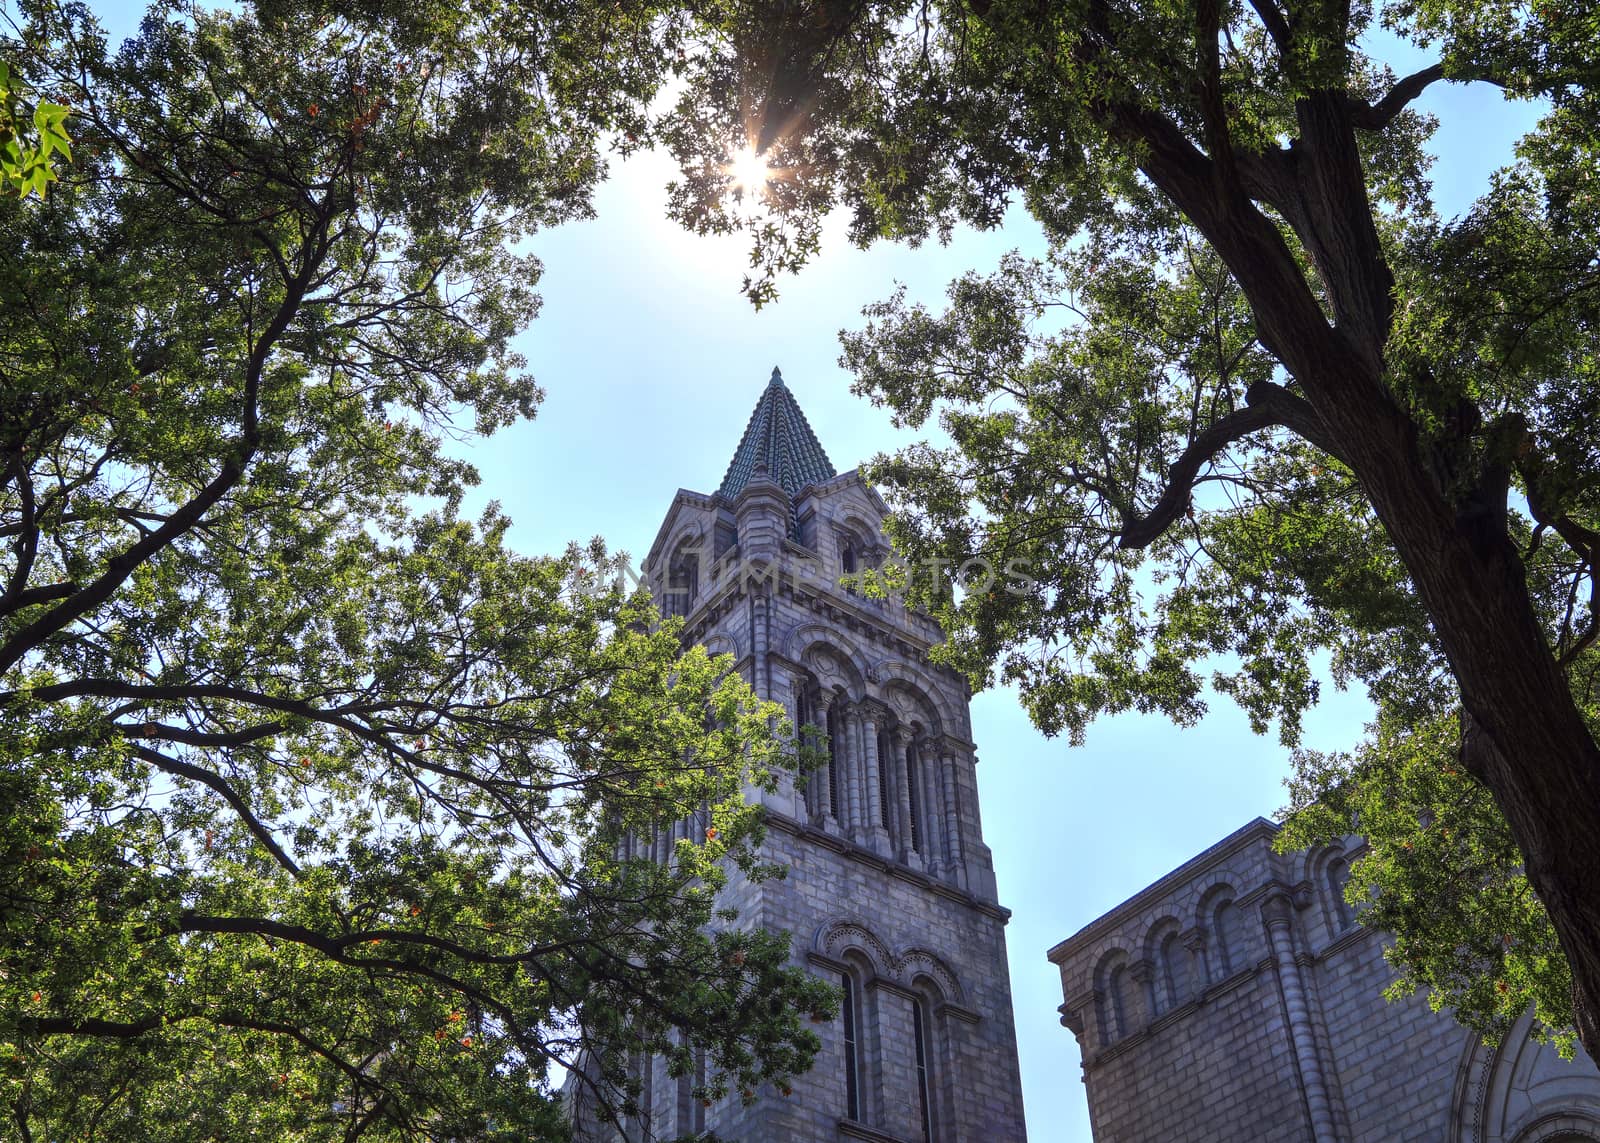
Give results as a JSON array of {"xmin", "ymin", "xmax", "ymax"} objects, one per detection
[{"xmin": 1049, "ymin": 818, "xmax": 1600, "ymax": 1143}]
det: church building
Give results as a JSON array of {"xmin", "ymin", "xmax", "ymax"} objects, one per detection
[
  {"xmin": 1049, "ymin": 817, "xmax": 1600, "ymax": 1142},
  {"xmin": 577, "ymin": 368, "xmax": 1029, "ymax": 1141}
]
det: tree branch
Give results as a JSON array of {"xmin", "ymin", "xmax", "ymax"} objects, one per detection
[
  {"xmin": 0, "ymin": 197, "xmax": 335, "ymax": 675},
  {"xmin": 1350, "ymin": 63, "xmax": 1446, "ymax": 130},
  {"xmin": 1195, "ymin": 0, "xmax": 1237, "ymax": 194},
  {"xmin": 1118, "ymin": 381, "xmax": 1346, "ymax": 549},
  {"xmin": 1245, "ymin": 0, "xmax": 1292, "ymax": 56},
  {"xmin": 127, "ymin": 742, "xmax": 301, "ymax": 876}
]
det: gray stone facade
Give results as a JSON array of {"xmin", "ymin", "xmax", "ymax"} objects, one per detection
[
  {"xmin": 575, "ymin": 370, "xmax": 1028, "ymax": 1141},
  {"xmin": 1048, "ymin": 818, "xmax": 1600, "ymax": 1142}
]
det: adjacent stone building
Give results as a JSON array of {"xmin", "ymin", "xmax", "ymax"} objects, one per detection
[
  {"xmin": 573, "ymin": 368, "xmax": 1028, "ymax": 1141},
  {"xmin": 1048, "ymin": 817, "xmax": 1600, "ymax": 1142}
]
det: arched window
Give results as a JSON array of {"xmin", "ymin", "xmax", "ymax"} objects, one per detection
[
  {"xmin": 842, "ymin": 540, "xmax": 857, "ymax": 574},
  {"xmin": 1160, "ymin": 930, "xmax": 1191, "ymax": 1009},
  {"xmin": 1096, "ymin": 952, "xmax": 1133, "ymax": 1042},
  {"xmin": 1108, "ymin": 962, "xmax": 1132, "ymax": 1037},
  {"xmin": 795, "ymin": 687, "xmax": 814, "ymax": 818},
  {"xmin": 840, "ymin": 971, "xmax": 862, "ymax": 1121},
  {"xmin": 826, "ymin": 701, "xmax": 843, "ymax": 821},
  {"xmin": 1326, "ymin": 854, "xmax": 1354, "ymax": 932},
  {"xmin": 911, "ymin": 991, "xmax": 938, "ymax": 1143},
  {"xmin": 675, "ymin": 1032, "xmax": 706, "ymax": 1135},
  {"xmin": 666, "ymin": 540, "xmax": 699, "ymax": 617},
  {"xmin": 876, "ymin": 728, "xmax": 892, "ymax": 833},
  {"xmin": 905, "ymin": 738, "xmax": 922, "ymax": 853},
  {"xmin": 1213, "ymin": 897, "xmax": 1246, "ymax": 977}
]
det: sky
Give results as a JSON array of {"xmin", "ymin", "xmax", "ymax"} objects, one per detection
[{"xmin": 86, "ymin": 4, "xmax": 1544, "ymax": 1138}]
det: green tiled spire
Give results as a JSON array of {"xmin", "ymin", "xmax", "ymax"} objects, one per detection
[{"xmin": 717, "ymin": 367, "xmax": 837, "ymax": 499}]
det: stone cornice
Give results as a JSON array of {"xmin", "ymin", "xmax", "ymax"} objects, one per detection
[
  {"xmin": 1047, "ymin": 817, "xmax": 1281, "ymax": 963},
  {"xmin": 766, "ymin": 811, "xmax": 1011, "ymax": 922},
  {"xmin": 838, "ymin": 1118, "xmax": 909, "ymax": 1143}
]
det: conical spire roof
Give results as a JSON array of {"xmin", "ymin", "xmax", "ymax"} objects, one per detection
[{"xmin": 717, "ymin": 367, "xmax": 837, "ymax": 499}]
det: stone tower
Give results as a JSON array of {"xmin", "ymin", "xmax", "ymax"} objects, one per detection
[{"xmin": 622, "ymin": 367, "xmax": 1028, "ymax": 1141}]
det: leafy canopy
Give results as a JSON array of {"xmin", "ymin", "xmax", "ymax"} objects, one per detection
[
  {"xmin": 0, "ymin": 1, "xmax": 830, "ymax": 1137},
  {"xmin": 659, "ymin": 0, "xmax": 1600, "ymax": 1047}
]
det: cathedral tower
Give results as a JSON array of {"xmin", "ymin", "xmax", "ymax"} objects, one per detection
[{"xmin": 627, "ymin": 367, "xmax": 1027, "ymax": 1141}]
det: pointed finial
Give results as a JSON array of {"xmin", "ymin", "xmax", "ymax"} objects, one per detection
[{"xmin": 769, "ymin": 366, "xmax": 784, "ymax": 388}]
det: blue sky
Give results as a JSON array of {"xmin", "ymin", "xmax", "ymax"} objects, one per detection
[
  {"xmin": 469, "ymin": 46, "xmax": 1539, "ymax": 1141},
  {"xmin": 88, "ymin": 5, "xmax": 1544, "ymax": 1137}
]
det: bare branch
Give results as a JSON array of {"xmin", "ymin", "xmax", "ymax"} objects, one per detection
[{"xmin": 1350, "ymin": 63, "xmax": 1446, "ymax": 131}]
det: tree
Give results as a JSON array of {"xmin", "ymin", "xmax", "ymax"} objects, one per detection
[
  {"xmin": 1279, "ymin": 704, "xmax": 1578, "ymax": 1053},
  {"xmin": 0, "ymin": 1, "xmax": 829, "ymax": 1137},
  {"xmin": 0, "ymin": 59, "xmax": 71, "ymax": 197},
  {"xmin": 660, "ymin": 0, "xmax": 1600, "ymax": 1053}
]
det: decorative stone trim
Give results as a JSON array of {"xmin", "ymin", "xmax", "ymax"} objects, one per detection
[
  {"xmin": 838, "ymin": 1118, "xmax": 909, "ymax": 1143},
  {"xmin": 766, "ymin": 810, "xmax": 1012, "ymax": 921}
]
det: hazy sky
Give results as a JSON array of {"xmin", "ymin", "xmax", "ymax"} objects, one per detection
[{"xmin": 88, "ymin": 4, "xmax": 1544, "ymax": 1137}]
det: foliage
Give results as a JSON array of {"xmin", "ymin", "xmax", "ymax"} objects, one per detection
[
  {"xmin": 1280, "ymin": 708, "xmax": 1576, "ymax": 1053},
  {"xmin": 0, "ymin": 58, "xmax": 71, "ymax": 197},
  {"xmin": 0, "ymin": 1, "xmax": 829, "ymax": 1138},
  {"xmin": 660, "ymin": 0, "xmax": 1600, "ymax": 1048}
]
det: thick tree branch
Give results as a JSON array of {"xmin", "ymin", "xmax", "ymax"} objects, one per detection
[
  {"xmin": 27, "ymin": 1016, "xmax": 162, "ymax": 1037},
  {"xmin": 123, "ymin": 718, "xmax": 286, "ymax": 749},
  {"xmin": 0, "ymin": 201, "xmax": 334, "ymax": 675},
  {"xmin": 1195, "ymin": 0, "xmax": 1237, "ymax": 194},
  {"xmin": 1244, "ymin": 379, "xmax": 1351, "ymax": 464},
  {"xmin": 1350, "ymin": 63, "xmax": 1446, "ymax": 130},
  {"xmin": 1, "ymin": 457, "xmax": 40, "ymax": 614},
  {"xmin": 1118, "ymin": 381, "xmax": 1347, "ymax": 549},
  {"xmin": 128, "ymin": 742, "xmax": 301, "ymax": 876}
]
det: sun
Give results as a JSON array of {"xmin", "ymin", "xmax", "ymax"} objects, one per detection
[{"xmin": 727, "ymin": 144, "xmax": 773, "ymax": 199}]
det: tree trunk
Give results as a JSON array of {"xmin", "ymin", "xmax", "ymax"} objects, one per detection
[
  {"xmin": 1373, "ymin": 468, "xmax": 1600, "ymax": 1059},
  {"xmin": 1304, "ymin": 353, "xmax": 1600, "ymax": 1060},
  {"xmin": 1098, "ymin": 40, "xmax": 1600, "ymax": 1056}
]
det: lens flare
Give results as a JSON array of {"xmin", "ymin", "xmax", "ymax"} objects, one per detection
[{"xmin": 727, "ymin": 145, "xmax": 772, "ymax": 198}]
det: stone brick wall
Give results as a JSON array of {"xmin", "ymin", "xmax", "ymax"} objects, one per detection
[{"xmin": 1048, "ymin": 818, "xmax": 1600, "ymax": 1143}]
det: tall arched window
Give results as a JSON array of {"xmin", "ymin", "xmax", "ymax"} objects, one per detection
[
  {"xmin": 911, "ymin": 994, "xmax": 936, "ymax": 1143},
  {"xmin": 826, "ymin": 701, "xmax": 843, "ymax": 821},
  {"xmin": 675, "ymin": 1032, "xmax": 706, "ymax": 1136},
  {"xmin": 1213, "ymin": 897, "xmax": 1245, "ymax": 977},
  {"xmin": 840, "ymin": 971, "xmax": 861, "ymax": 1121},
  {"xmin": 905, "ymin": 738, "xmax": 922, "ymax": 853},
  {"xmin": 666, "ymin": 541, "xmax": 699, "ymax": 617},
  {"xmin": 876, "ymin": 728, "xmax": 892, "ymax": 833},
  {"xmin": 796, "ymin": 686, "xmax": 816, "ymax": 818},
  {"xmin": 1109, "ymin": 961, "xmax": 1132, "ymax": 1037},
  {"xmin": 1160, "ymin": 930, "xmax": 1191, "ymax": 1009},
  {"xmin": 1326, "ymin": 854, "xmax": 1354, "ymax": 932},
  {"xmin": 1095, "ymin": 951, "xmax": 1133, "ymax": 1042}
]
